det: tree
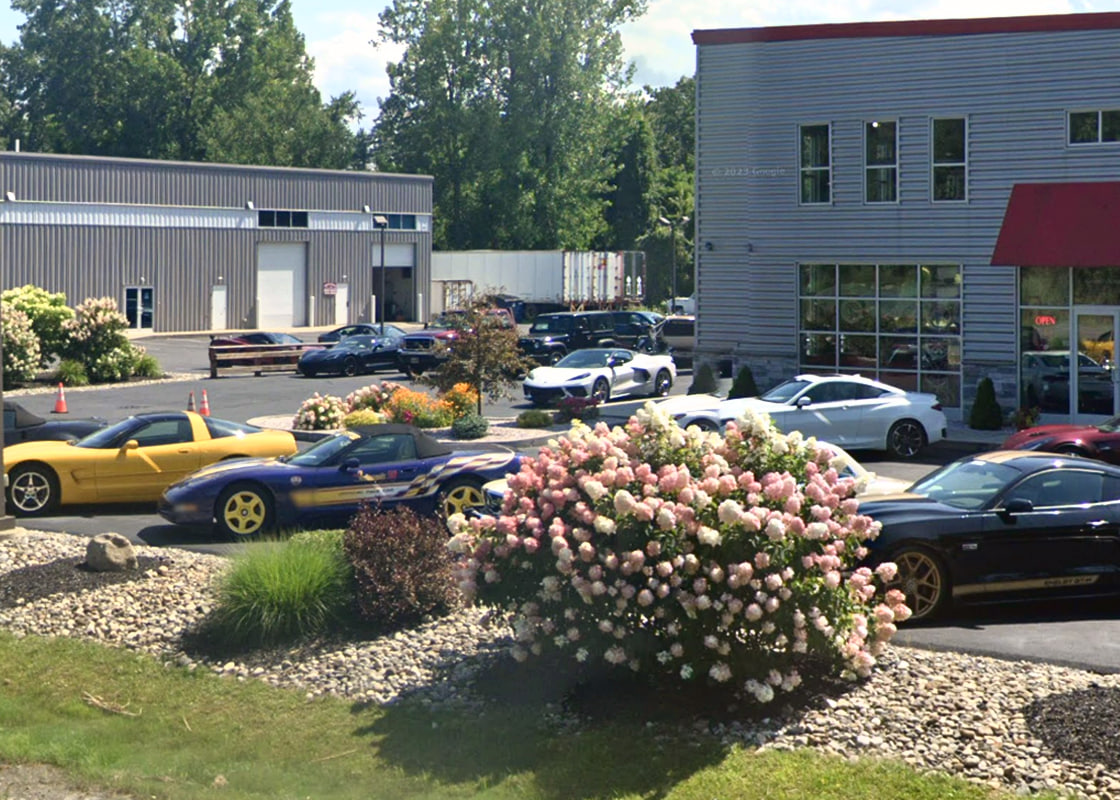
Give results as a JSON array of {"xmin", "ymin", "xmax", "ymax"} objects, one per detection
[
  {"xmin": 419, "ymin": 297, "xmax": 536, "ymax": 415},
  {"xmin": 596, "ymin": 98, "xmax": 657, "ymax": 250}
]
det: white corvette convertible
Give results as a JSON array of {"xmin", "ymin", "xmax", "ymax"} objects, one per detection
[{"xmin": 523, "ymin": 348, "xmax": 676, "ymax": 406}]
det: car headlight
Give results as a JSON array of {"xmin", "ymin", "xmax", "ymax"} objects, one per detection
[{"xmin": 571, "ymin": 373, "xmax": 590, "ymax": 381}]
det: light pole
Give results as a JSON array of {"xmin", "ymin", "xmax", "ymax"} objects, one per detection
[
  {"xmin": 658, "ymin": 214, "xmax": 689, "ymax": 311},
  {"xmin": 372, "ymin": 214, "xmax": 388, "ymax": 334}
]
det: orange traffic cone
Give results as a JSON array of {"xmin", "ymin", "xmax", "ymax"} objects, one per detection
[
  {"xmin": 187, "ymin": 391, "xmax": 197, "ymax": 412},
  {"xmin": 52, "ymin": 382, "xmax": 68, "ymax": 414},
  {"xmin": 199, "ymin": 389, "xmax": 211, "ymax": 417}
]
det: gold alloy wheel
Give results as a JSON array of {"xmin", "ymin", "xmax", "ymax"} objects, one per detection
[
  {"xmin": 221, "ymin": 488, "xmax": 268, "ymax": 537},
  {"xmin": 889, "ymin": 549, "xmax": 946, "ymax": 621},
  {"xmin": 441, "ymin": 483, "xmax": 484, "ymax": 517}
]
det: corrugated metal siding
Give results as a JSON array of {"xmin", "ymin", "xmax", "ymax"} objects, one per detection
[
  {"xmin": 0, "ymin": 153, "xmax": 433, "ymax": 212},
  {"xmin": 695, "ymin": 27, "xmax": 1120, "ymax": 368}
]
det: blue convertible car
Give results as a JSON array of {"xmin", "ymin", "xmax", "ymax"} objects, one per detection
[{"xmin": 158, "ymin": 424, "xmax": 520, "ymax": 540}]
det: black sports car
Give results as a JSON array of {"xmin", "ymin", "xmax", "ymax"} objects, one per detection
[
  {"xmin": 3, "ymin": 400, "xmax": 106, "ymax": 444},
  {"xmin": 317, "ymin": 323, "xmax": 407, "ymax": 344},
  {"xmin": 298, "ymin": 333, "xmax": 405, "ymax": 377},
  {"xmin": 861, "ymin": 450, "xmax": 1120, "ymax": 621}
]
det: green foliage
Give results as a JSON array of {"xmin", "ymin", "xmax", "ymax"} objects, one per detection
[
  {"xmin": 342, "ymin": 408, "xmax": 387, "ymax": 428},
  {"xmin": 343, "ymin": 505, "xmax": 458, "ymax": 630},
  {"xmin": 88, "ymin": 346, "xmax": 142, "ymax": 383},
  {"xmin": 688, "ymin": 362, "xmax": 717, "ymax": 395},
  {"xmin": 130, "ymin": 350, "xmax": 163, "ymax": 379},
  {"xmin": 1012, "ymin": 405, "xmax": 1041, "ymax": 431},
  {"xmin": 54, "ymin": 359, "xmax": 89, "ymax": 387},
  {"xmin": 0, "ymin": 300, "xmax": 41, "ymax": 388},
  {"xmin": 727, "ymin": 364, "xmax": 759, "ymax": 399},
  {"xmin": 201, "ymin": 536, "xmax": 354, "ymax": 649},
  {"xmin": 419, "ymin": 296, "xmax": 536, "ymax": 412},
  {"xmin": 0, "ymin": 284, "xmax": 73, "ymax": 366},
  {"xmin": 516, "ymin": 409, "xmax": 555, "ymax": 428},
  {"xmin": 450, "ymin": 413, "xmax": 489, "ymax": 440},
  {"xmin": 59, "ymin": 297, "xmax": 132, "ymax": 383},
  {"xmin": 969, "ymin": 377, "xmax": 1004, "ymax": 431}
]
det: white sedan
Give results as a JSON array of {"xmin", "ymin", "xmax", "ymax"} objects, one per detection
[
  {"xmin": 661, "ymin": 373, "xmax": 947, "ymax": 458},
  {"xmin": 523, "ymin": 348, "xmax": 676, "ymax": 406}
]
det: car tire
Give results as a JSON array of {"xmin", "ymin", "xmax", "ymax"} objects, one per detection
[
  {"xmin": 342, "ymin": 357, "xmax": 358, "ymax": 377},
  {"xmin": 437, "ymin": 477, "xmax": 485, "ymax": 519},
  {"xmin": 650, "ymin": 369, "xmax": 673, "ymax": 397},
  {"xmin": 547, "ymin": 350, "xmax": 565, "ymax": 366},
  {"xmin": 689, "ymin": 418, "xmax": 720, "ymax": 432},
  {"xmin": 215, "ymin": 482, "xmax": 275, "ymax": 541},
  {"xmin": 886, "ymin": 419, "xmax": 927, "ymax": 459},
  {"xmin": 885, "ymin": 546, "xmax": 949, "ymax": 622},
  {"xmin": 7, "ymin": 463, "xmax": 60, "ymax": 516},
  {"xmin": 592, "ymin": 378, "xmax": 611, "ymax": 404},
  {"xmin": 301, "ymin": 368, "xmax": 317, "ymax": 378}
]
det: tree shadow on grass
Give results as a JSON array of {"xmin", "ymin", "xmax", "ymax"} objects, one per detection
[{"xmin": 355, "ymin": 651, "xmax": 859, "ymax": 800}]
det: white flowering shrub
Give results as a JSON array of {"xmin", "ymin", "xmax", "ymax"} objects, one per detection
[
  {"xmin": 449, "ymin": 403, "xmax": 911, "ymax": 702},
  {"xmin": 1, "ymin": 284, "xmax": 74, "ymax": 366},
  {"xmin": 88, "ymin": 345, "xmax": 142, "ymax": 383},
  {"xmin": 61, "ymin": 297, "xmax": 134, "ymax": 382},
  {"xmin": 1, "ymin": 300, "xmax": 41, "ymax": 388},
  {"xmin": 345, "ymin": 381, "xmax": 405, "ymax": 413},
  {"xmin": 293, "ymin": 393, "xmax": 348, "ymax": 431}
]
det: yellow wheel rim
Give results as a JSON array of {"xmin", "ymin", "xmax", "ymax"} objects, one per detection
[
  {"xmin": 223, "ymin": 490, "xmax": 266, "ymax": 535},
  {"xmin": 443, "ymin": 485, "xmax": 484, "ymax": 517},
  {"xmin": 890, "ymin": 550, "xmax": 944, "ymax": 620}
]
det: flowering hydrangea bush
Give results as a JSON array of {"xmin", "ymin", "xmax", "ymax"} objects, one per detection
[
  {"xmin": 61, "ymin": 297, "xmax": 142, "ymax": 383},
  {"xmin": 1, "ymin": 284, "xmax": 73, "ymax": 366},
  {"xmin": 345, "ymin": 381, "xmax": 405, "ymax": 413},
  {"xmin": 1, "ymin": 300, "xmax": 41, "ymax": 388},
  {"xmin": 449, "ymin": 403, "xmax": 911, "ymax": 702},
  {"xmin": 293, "ymin": 393, "xmax": 348, "ymax": 431}
]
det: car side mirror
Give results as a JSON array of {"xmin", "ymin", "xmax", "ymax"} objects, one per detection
[
  {"xmin": 1002, "ymin": 497, "xmax": 1034, "ymax": 515},
  {"xmin": 796, "ymin": 396, "xmax": 812, "ymax": 408},
  {"xmin": 121, "ymin": 439, "xmax": 139, "ymax": 451},
  {"xmin": 340, "ymin": 457, "xmax": 361, "ymax": 472}
]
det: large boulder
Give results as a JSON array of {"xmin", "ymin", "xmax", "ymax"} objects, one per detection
[{"xmin": 85, "ymin": 532, "xmax": 137, "ymax": 572}]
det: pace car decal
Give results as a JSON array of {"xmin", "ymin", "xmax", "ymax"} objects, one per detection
[{"xmin": 402, "ymin": 452, "xmax": 519, "ymax": 498}]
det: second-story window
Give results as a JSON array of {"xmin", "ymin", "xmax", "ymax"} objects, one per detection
[
  {"xmin": 865, "ymin": 120, "xmax": 897, "ymax": 203},
  {"xmin": 258, "ymin": 210, "xmax": 309, "ymax": 228},
  {"xmin": 799, "ymin": 124, "xmax": 831, "ymax": 204},
  {"xmin": 932, "ymin": 117, "xmax": 967, "ymax": 202},
  {"xmin": 1069, "ymin": 110, "xmax": 1120, "ymax": 144}
]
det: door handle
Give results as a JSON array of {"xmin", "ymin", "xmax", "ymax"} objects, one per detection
[{"xmin": 1086, "ymin": 519, "xmax": 1111, "ymax": 529}]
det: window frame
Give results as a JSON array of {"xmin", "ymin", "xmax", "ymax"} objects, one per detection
[
  {"xmin": 863, "ymin": 120, "xmax": 899, "ymax": 205},
  {"xmin": 1067, "ymin": 109, "xmax": 1120, "ymax": 146},
  {"xmin": 930, "ymin": 116, "xmax": 968, "ymax": 204},
  {"xmin": 798, "ymin": 123, "xmax": 832, "ymax": 206}
]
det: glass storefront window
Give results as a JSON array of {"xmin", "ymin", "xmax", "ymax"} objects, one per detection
[
  {"xmin": 839, "ymin": 334, "xmax": 877, "ymax": 369},
  {"xmin": 920, "ymin": 338, "xmax": 960, "ymax": 371},
  {"xmin": 920, "ymin": 300, "xmax": 960, "ymax": 334},
  {"xmin": 1021, "ymin": 308, "xmax": 1069, "ymax": 352},
  {"xmin": 800, "ymin": 298, "xmax": 836, "ymax": 331},
  {"xmin": 1074, "ymin": 267, "xmax": 1120, "ymax": 305},
  {"xmin": 881, "ymin": 337, "xmax": 919, "ymax": 370},
  {"xmin": 879, "ymin": 264, "xmax": 918, "ymax": 297},
  {"xmin": 839, "ymin": 299, "xmax": 875, "ymax": 331},
  {"xmin": 921, "ymin": 373, "xmax": 961, "ymax": 408},
  {"xmin": 799, "ymin": 264, "xmax": 835, "ymax": 296},
  {"xmin": 1020, "ymin": 267, "xmax": 1069, "ymax": 306},
  {"xmin": 920, "ymin": 265, "xmax": 960, "ymax": 298},
  {"xmin": 839, "ymin": 264, "xmax": 876, "ymax": 296},
  {"xmin": 801, "ymin": 333, "xmax": 836, "ymax": 366},
  {"xmin": 880, "ymin": 371, "xmax": 918, "ymax": 392},
  {"xmin": 880, "ymin": 300, "xmax": 918, "ymax": 332}
]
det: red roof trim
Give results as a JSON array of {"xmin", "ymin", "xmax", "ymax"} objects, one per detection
[
  {"xmin": 692, "ymin": 12, "xmax": 1120, "ymax": 46},
  {"xmin": 991, "ymin": 182, "xmax": 1120, "ymax": 268}
]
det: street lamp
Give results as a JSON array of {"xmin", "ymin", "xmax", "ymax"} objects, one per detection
[
  {"xmin": 372, "ymin": 214, "xmax": 389, "ymax": 334},
  {"xmin": 658, "ymin": 215, "xmax": 690, "ymax": 311}
]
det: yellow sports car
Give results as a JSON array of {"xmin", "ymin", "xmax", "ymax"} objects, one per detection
[{"xmin": 5, "ymin": 411, "xmax": 297, "ymax": 516}]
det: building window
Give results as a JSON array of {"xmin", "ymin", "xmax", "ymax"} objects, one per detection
[
  {"xmin": 799, "ymin": 124, "xmax": 831, "ymax": 204},
  {"xmin": 258, "ymin": 209, "xmax": 309, "ymax": 228},
  {"xmin": 798, "ymin": 262, "xmax": 961, "ymax": 407},
  {"xmin": 1069, "ymin": 110, "xmax": 1120, "ymax": 145},
  {"xmin": 931, "ymin": 118, "xmax": 967, "ymax": 202},
  {"xmin": 387, "ymin": 214, "xmax": 417, "ymax": 230},
  {"xmin": 865, "ymin": 121, "xmax": 897, "ymax": 203}
]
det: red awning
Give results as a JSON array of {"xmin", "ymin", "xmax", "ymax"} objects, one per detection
[{"xmin": 991, "ymin": 182, "xmax": 1120, "ymax": 267}]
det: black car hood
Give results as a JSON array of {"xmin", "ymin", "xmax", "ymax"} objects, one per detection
[{"xmin": 858, "ymin": 493, "xmax": 971, "ymax": 524}]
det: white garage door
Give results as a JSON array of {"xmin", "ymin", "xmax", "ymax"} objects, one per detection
[{"xmin": 257, "ymin": 243, "xmax": 307, "ymax": 328}]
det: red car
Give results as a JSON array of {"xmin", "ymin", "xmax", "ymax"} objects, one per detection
[
  {"xmin": 1002, "ymin": 417, "xmax": 1120, "ymax": 464},
  {"xmin": 396, "ymin": 309, "xmax": 514, "ymax": 375}
]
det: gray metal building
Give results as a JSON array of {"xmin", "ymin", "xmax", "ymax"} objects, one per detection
[
  {"xmin": 0, "ymin": 152, "xmax": 433, "ymax": 333},
  {"xmin": 693, "ymin": 11, "xmax": 1120, "ymax": 423}
]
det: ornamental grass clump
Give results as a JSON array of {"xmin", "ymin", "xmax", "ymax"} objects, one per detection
[{"xmin": 449, "ymin": 403, "xmax": 910, "ymax": 703}]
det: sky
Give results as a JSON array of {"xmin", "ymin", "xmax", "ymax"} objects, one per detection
[{"xmin": 0, "ymin": 0, "xmax": 1114, "ymax": 129}]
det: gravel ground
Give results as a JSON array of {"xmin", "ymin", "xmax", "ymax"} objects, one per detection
[{"xmin": 4, "ymin": 528, "xmax": 1120, "ymax": 799}]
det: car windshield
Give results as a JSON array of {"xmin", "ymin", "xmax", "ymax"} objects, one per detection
[
  {"xmin": 429, "ymin": 313, "xmax": 465, "ymax": 330},
  {"xmin": 530, "ymin": 316, "xmax": 573, "ymax": 334},
  {"xmin": 556, "ymin": 349, "xmax": 611, "ymax": 368},
  {"xmin": 285, "ymin": 431, "xmax": 359, "ymax": 466},
  {"xmin": 203, "ymin": 417, "xmax": 259, "ymax": 438},
  {"xmin": 336, "ymin": 337, "xmax": 374, "ymax": 351},
  {"xmin": 759, "ymin": 379, "xmax": 812, "ymax": 404},
  {"xmin": 906, "ymin": 459, "xmax": 1023, "ymax": 510},
  {"xmin": 74, "ymin": 417, "xmax": 141, "ymax": 449}
]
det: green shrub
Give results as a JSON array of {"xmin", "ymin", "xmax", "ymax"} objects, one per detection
[
  {"xmin": 969, "ymin": 377, "xmax": 1003, "ymax": 431},
  {"xmin": 727, "ymin": 364, "xmax": 759, "ymax": 399},
  {"xmin": 343, "ymin": 505, "xmax": 458, "ymax": 631},
  {"xmin": 60, "ymin": 297, "xmax": 131, "ymax": 380},
  {"xmin": 516, "ymin": 409, "xmax": 555, "ymax": 428},
  {"xmin": 688, "ymin": 362, "xmax": 717, "ymax": 395},
  {"xmin": 1, "ymin": 301, "xmax": 41, "ymax": 388},
  {"xmin": 451, "ymin": 413, "xmax": 490, "ymax": 440},
  {"xmin": 342, "ymin": 408, "xmax": 387, "ymax": 428},
  {"xmin": 55, "ymin": 359, "xmax": 89, "ymax": 387},
  {"xmin": 203, "ymin": 536, "xmax": 354, "ymax": 649},
  {"xmin": 131, "ymin": 350, "xmax": 163, "ymax": 379},
  {"xmin": 88, "ymin": 345, "xmax": 140, "ymax": 383},
  {"xmin": 1, "ymin": 285, "xmax": 73, "ymax": 366}
]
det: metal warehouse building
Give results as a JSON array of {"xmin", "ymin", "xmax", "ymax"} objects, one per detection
[{"xmin": 0, "ymin": 152, "xmax": 433, "ymax": 333}]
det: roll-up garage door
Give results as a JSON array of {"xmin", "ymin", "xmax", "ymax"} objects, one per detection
[{"xmin": 257, "ymin": 243, "xmax": 307, "ymax": 328}]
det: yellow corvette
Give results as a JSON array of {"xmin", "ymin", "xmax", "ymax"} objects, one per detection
[{"xmin": 5, "ymin": 411, "xmax": 297, "ymax": 516}]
